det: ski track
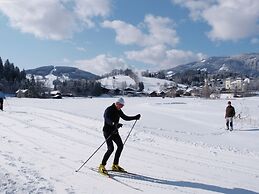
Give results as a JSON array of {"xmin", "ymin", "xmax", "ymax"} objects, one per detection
[
  {"xmin": 1, "ymin": 102, "xmax": 259, "ymax": 194},
  {"xmin": 0, "ymin": 108, "xmax": 102, "ymax": 193},
  {"xmin": 3, "ymin": 109, "xmax": 101, "ymax": 147}
]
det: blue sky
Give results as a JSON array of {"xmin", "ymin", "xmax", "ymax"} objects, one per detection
[{"xmin": 0, "ymin": 0, "xmax": 259, "ymax": 75}]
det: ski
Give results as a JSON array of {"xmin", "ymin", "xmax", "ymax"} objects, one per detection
[
  {"xmin": 89, "ymin": 167, "xmax": 130, "ymax": 178},
  {"xmin": 108, "ymin": 169, "xmax": 128, "ymax": 173},
  {"xmin": 88, "ymin": 167, "xmax": 142, "ymax": 191},
  {"xmin": 89, "ymin": 167, "xmax": 111, "ymax": 178}
]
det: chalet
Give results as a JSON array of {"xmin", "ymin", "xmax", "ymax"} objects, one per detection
[
  {"xmin": 51, "ymin": 90, "xmax": 62, "ymax": 99},
  {"xmin": 16, "ymin": 89, "xmax": 28, "ymax": 98},
  {"xmin": 149, "ymin": 91, "xmax": 158, "ymax": 97},
  {"xmin": 159, "ymin": 91, "xmax": 166, "ymax": 98},
  {"xmin": 124, "ymin": 87, "xmax": 136, "ymax": 96}
]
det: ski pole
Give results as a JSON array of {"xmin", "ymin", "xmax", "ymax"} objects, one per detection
[
  {"xmin": 75, "ymin": 120, "xmax": 137, "ymax": 172},
  {"xmin": 123, "ymin": 120, "xmax": 137, "ymax": 145},
  {"xmin": 75, "ymin": 132, "xmax": 114, "ymax": 172}
]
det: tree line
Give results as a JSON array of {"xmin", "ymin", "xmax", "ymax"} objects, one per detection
[
  {"xmin": 0, "ymin": 57, "xmax": 105, "ymax": 97},
  {"xmin": 55, "ymin": 79, "xmax": 103, "ymax": 97},
  {"xmin": 0, "ymin": 57, "xmax": 27, "ymax": 93}
]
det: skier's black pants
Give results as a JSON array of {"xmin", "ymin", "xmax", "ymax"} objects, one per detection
[
  {"xmin": 226, "ymin": 121, "xmax": 233, "ymax": 128},
  {"xmin": 226, "ymin": 117, "xmax": 233, "ymax": 129},
  {"xmin": 101, "ymin": 131, "xmax": 123, "ymax": 166},
  {"xmin": 0, "ymin": 98, "xmax": 3, "ymax": 111}
]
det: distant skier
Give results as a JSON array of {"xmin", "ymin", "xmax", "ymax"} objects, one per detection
[
  {"xmin": 0, "ymin": 89, "xmax": 5, "ymax": 111},
  {"xmin": 98, "ymin": 97, "xmax": 141, "ymax": 175},
  {"xmin": 225, "ymin": 101, "xmax": 235, "ymax": 131}
]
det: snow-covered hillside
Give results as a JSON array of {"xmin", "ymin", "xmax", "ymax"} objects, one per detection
[
  {"xmin": 99, "ymin": 75, "xmax": 136, "ymax": 90},
  {"xmin": 26, "ymin": 65, "xmax": 99, "ymax": 89},
  {"xmin": 140, "ymin": 76, "xmax": 175, "ymax": 92},
  {"xmin": 166, "ymin": 53, "xmax": 259, "ymax": 76},
  {"xmin": 99, "ymin": 75, "xmax": 175, "ymax": 92},
  {"xmin": 1, "ymin": 97, "xmax": 259, "ymax": 194},
  {"xmin": 27, "ymin": 68, "xmax": 70, "ymax": 89}
]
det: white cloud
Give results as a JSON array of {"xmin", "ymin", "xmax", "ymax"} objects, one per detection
[
  {"xmin": 172, "ymin": 0, "xmax": 215, "ymax": 21},
  {"xmin": 102, "ymin": 14, "xmax": 179, "ymax": 47},
  {"xmin": 125, "ymin": 45, "xmax": 166, "ymax": 66},
  {"xmin": 74, "ymin": 0, "xmax": 111, "ymax": 28},
  {"xmin": 74, "ymin": 54, "xmax": 129, "ymax": 75},
  {"xmin": 0, "ymin": 0, "xmax": 112, "ymax": 40},
  {"xmin": 0, "ymin": 0, "xmax": 77, "ymax": 40},
  {"xmin": 203, "ymin": 0, "xmax": 259, "ymax": 41},
  {"xmin": 125, "ymin": 45, "xmax": 205, "ymax": 69},
  {"xmin": 103, "ymin": 14, "xmax": 203, "ymax": 70},
  {"xmin": 172, "ymin": 0, "xmax": 259, "ymax": 41},
  {"xmin": 163, "ymin": 49, "xmax": 205, "ymax": 68},
  {"xmin": 144, "ymin": 15, "xmax": 179, "ymax": 47},
  {"xmin": 102, "ymin": 20, "xmax": 145, "ymax": 46}
]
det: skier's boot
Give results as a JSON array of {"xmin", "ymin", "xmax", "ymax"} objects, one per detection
[
  {"xmin": 112, "ymin": 164, "xmax": 127, "ymax": 172},
  {"xmin": 98, "ymin": 164, "xmax": 108, "ymax": 176}
]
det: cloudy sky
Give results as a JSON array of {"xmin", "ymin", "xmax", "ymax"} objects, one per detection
[{"xmin": 0, "ymin": 0, "xmax": 259, "ymax": 75}]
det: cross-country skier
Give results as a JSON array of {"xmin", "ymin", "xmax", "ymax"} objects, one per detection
[
  {"xmin": 0, "ymin": 88, "xmax": 5, "ymax": 111},
  {"xmin": 98, "ymin": 97, "xmax": 141, "ymax": 175},
  {"xmin": 225, "ymin": 101, "xmax": 235, "ymax": 131}
]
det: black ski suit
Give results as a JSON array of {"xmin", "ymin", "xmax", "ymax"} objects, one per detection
[
  {"xmin": 0, "ymin": 91, "xmax": 5, "ymax": 111},
  {"xmin": 101, "ymin": 103, "xmax": 138, "ymax": 166}
]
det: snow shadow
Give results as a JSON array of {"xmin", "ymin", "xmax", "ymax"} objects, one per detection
[
  {"xmin": 111, "ymin": 172, "xmax": 258, "ymax": 194},
  {"xmin": 238, "ymin": 128, "xmax": 259, "ymax": 132}
]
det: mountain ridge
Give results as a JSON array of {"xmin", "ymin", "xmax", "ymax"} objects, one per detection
[
  {"xmin": 26, "ymin": 65, "xmax": 99, "ymax": 80},
  {"xmin": 165, "ymin": 53, "xmax": 259, "ymax": 77},
  {"xmin": 25, "ymin": 53, "xmax": 259, "ymax": 90}
]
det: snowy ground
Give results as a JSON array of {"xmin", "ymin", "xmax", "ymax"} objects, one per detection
[{"xmin": 1, "ymin": 96, "xmax": 259, "ymax": 194}]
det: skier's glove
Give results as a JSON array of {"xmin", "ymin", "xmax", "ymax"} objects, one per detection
[
  {"xmin": 135, "ymin": 114, "xmax": 141, "ymax": 120},
  {"xmin": 116, "ymin": 123, "xmax": 123, "ymax": 129},
  {"xmin": 113, "ymin": 123, "xmax": 123, "ymax": 134}
]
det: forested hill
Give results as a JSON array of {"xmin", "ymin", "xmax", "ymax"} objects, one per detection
[
  {"xmin": 26, "ymin": 65, "xmax": 99, "ymax": 80},
  {"xmin": 0, "ymin": 57, "xmax": 27, "ymax": 93}
]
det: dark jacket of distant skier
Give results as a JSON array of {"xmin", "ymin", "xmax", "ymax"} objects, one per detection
[
  {"xmin": 0, "ymin": 91, "xmax": 5, "ymax": 111},
  {"xmin": 225, "ymin": 105, "xmax": 235, "ymax": 118}
]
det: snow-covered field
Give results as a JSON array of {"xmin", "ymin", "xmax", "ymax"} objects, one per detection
[{"xmin": 1, "ymin": 96, "xmax": 259, "ymax": 194}]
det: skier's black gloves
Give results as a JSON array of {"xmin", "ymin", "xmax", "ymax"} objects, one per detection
[
  {"xmin": 135, "ymin": 114, "xmax": 141, "ymax": 120},
  {"xmin": 116, "ymin": 123, "xmax": 123, "ymax": 129}
]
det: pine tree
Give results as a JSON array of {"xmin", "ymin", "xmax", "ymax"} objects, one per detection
[
  {"xmin": 91, "ymin": 82, "xmax": 102, "ymax": 96},
  {"xmin": 0, "ymin": 57, "xmax": 28, "ymax": 93},
  {"xmin": 138, "ymin": 82, "xmax": 144, "ymax": 91},
  {"xmin": 20, "ymin": 69, "xmax": 26, "ymax": 80},
  {"xmin": 0, "ymin": 57, "xmax": 3, "ymax": 79}
]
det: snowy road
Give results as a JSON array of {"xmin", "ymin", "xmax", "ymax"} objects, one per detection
[{"xmin": 1, "ymin": 97, "xmax": 259, "ymax": 194}]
